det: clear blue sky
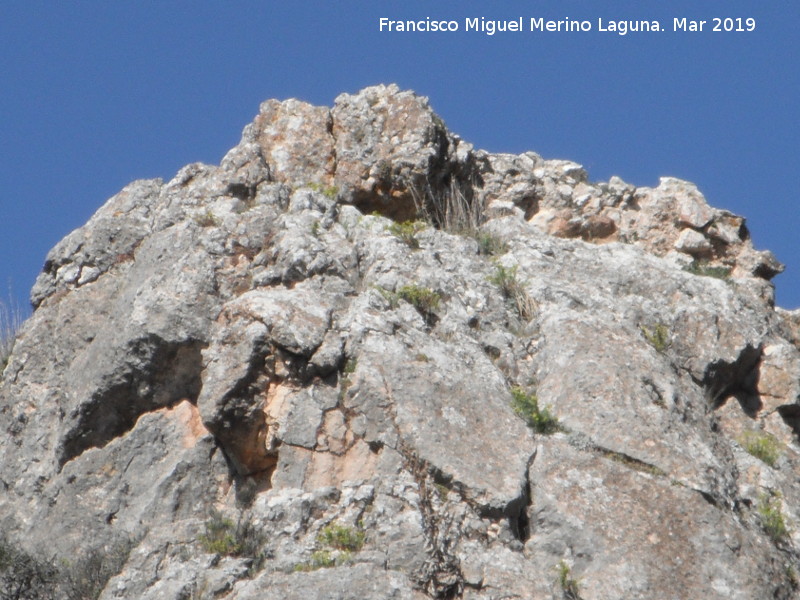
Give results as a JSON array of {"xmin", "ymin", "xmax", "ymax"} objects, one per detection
[{"xmin": 1, "ymin": 1, "xmax": 798, "ymax": 313}]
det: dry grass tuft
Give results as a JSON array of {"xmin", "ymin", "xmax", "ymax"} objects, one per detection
[{"xmin": 1, "ymin": 295, "xmax": 24, "ymax": 371}]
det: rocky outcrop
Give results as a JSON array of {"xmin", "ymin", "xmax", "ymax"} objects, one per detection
[{"xmin": 2, "ymin": 84, "xmax": 799, "ymax": 599}]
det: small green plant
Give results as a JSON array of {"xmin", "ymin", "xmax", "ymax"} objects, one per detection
[
  {"xmin": 339, "ymin": 358, "xmax": 358, "ymax": 402},
  {"xmin": 398, "ymin": 285, "xmax": 441, "ymax": 315},
  {"xmin": 294, "ymin": 549, "xmax": 352, "ymax": 572},
  {"xmin": 488, "ymin": 263, "xmax": 519, "ymax": 295},
  {"xmin": 375, "ymin": 284, "xmax": 441, "ymax": 324},
  {"xmin": 414, "ymin": 353, "xmax": 430, "ymax": 363},
  {"xmin": 317, "ymin": 523, "xmax": 365, "ymax": 552},
  {"xmin": 510, "ymin": 387, "xmax": 560, "ymax": 434},
  {"xmin": 295, "ymin": 522, "xmax": 364, "ymax": 572},
  {"xmin": 683, "ymin": 260, "xmax": 732, "ymax": 280},
  {"xmin": 488, "ymin": 264, "xmax": 535, "ymax": 321},
  {"xmin": 198, "ymin": 510, "xmax": 267, "ymax": 572},
  {"xmin": 343, "ymin": 357, "xmax": 357, "ymax": 375},
  {"xmin": 374, "ymin": 285, "xmax": 400, "ymax": 308},
  {"xmin": 555, "ymin": 560, "xmax": 580, "ymax": 597},
  {"xmin": 307, "ymin": 182, "xmax": 339, "ymax": 199},
  {"xmin": 739, "ymin": 431, "xmax": 783, "ymax": 467},
  {"xmin": 310, "ymin": 220, "xmax": 320, "ymax": 237},
  {"xmin": 199, "ymin": 513, "xmax": 240, "ymax": 555},
  {"xmin": 640, "ymin": 323, "xmax": 670, "ymax": 353},
  {"xmin": 787, "ymin": 564, "xmax": 800, "ymax": 589},
  {"xmin": 434, "ymin": 482, "xmax": 450, "ymax": 501},
  {"xmin": 757, "ymin": 491, "xmax": 790, "ymax": 543},
  {"xmin": 476, "ymin": 233, "xmax": 507, "ymax": 256},
  {"xmin": 310, "ymin": 550, "xmax": 338, "ymax": 568},
  {"xmin": 193, "ymin": 209, "xmax": 219, "ymax": 228},
  {"xmin": 387, "ymin": 220, "xmax": 426, "ymax": 249}
]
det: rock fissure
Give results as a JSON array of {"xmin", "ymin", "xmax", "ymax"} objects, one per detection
[
  {"xmin": 692, "ymin": 487, "xmax": 722, "ymax": 509},
  {"xmin": 379, "ymin": 373, "xmax": 465, "ymax": 598},
  {"xmin": 509, "ymin": 449, "xmax": 537, "ymax": 544},
  {"xmin": 402, "ymin": 444, "xmax": 465, "ymax": 600},
  {"xmin": 326, "ymin": 108, "xmax": 338, "ymax": 183},
  {"xmin": 592, "ymin": 446, "xmax": 668, "ymax": 478}
]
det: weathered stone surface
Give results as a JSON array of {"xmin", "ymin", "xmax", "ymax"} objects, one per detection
[
  {"xmin": 30, "ymin": 178, "xmax": 162, "ymax": 307},
  {"xmin": 527, "ymin": 438, "xmax": 790, "ymax": 600},
  {"xmin": 231, "ymin": 563, "xmax": 428, "ymax": 600},
  {"xmin": 331, "ymin": 84, "xmax": 454, "ymax": 221},
  {"xmin": 251, "ymin": 98, "xmax": 334, "ymax": 186},
  {"xmin": 674, "ymin": 227, "xmax": 713, "ymax": 255},
  {"xmin": 756, "ymin": 342, "xmax": 800, "ymax": 417},
  {"xmin": 1, "ymin": 85, "xmax": 797, "ymax": 600},
  {"xmin": 347, "ymin": 330, "xmax": 533, "ymax": 514}
]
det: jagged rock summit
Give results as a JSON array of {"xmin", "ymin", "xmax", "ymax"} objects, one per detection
[{"xmin": 2, "ymin": 84, "xmax": 800, "ymax": 599}]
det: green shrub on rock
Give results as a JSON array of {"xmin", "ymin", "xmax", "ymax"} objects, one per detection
[
  {"xmin": 476, "ymin": 233, "xmax": 507, "ymax": 256},
  {"xmin": 198, "ymin": 510, "xmax": 267, "ymax": 573},
  {"xmin": 510, "ymin": 387, "xmax": 560, "ymax": 434},
  {"xmin": 757, "ymin": 492, "xmax": 789, "ymax": 543},
  {"xmin": 739, "ymin": 431, "xmax": 783, "ymax": 467},
  {"xmin": 294, "ymin": 522, "xmax": 365, "ymax": 572},
  {"xmin": 317, "ymin": 523, "xmax": 365, "ymax": 552},
  {"xmin": 555, "ymin": 560, "xmax": 581, "ymax": 597},
  {"xmin": 387, "ymin": 221, "xmax": 426, "ymax": 249},
  {"xmin": 683, "ymin": 260, "xmax": 732, "ymax": 280},
  {"xmin": 640, "ymin": 323, "xmax": 670, "ymax": 354},
  {"xmin": 398, "ymin": 285, "xmax": 441, "ymax": 315}
]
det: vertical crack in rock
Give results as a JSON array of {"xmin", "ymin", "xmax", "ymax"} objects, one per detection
[
  {"xmin": 509, "ymin": 449, "xmax": 537, "ymax": 544},
  {"xmin": 58, "ymin": 336, "xmax": 206, "ymax": 467},
  {"xmin": 402, "ymin": 444, "xmax": 465, "ymax": 600},
  {"xmin": 378, "ymin": 372, "xmax": 465, "ymax": 599},
  {"xmin": 325, "ymin": 107, "xmax": 338, "ymax": 182}
]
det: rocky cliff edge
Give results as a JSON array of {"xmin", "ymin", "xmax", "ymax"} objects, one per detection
[{"xmin": 1, "ymin": 84, "xmax": 800, "ymax": 599}]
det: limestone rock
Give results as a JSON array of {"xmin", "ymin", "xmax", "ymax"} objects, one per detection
[
  {"xmin": 331, "ymin": 84, "xmax": 453, "ymax": 221},
  {"xmin": 674, "ymin": 228, "xmax": 713, "ymax": 256},
  {"xmin": 251, "ymin": 98, "xmax": 333, "ymax": 186},
  {"xmin": 1, "ymin": 85, "xmax": 797, "ymax": 600}
]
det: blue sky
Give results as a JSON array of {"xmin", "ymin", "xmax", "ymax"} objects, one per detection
[{"xmin": 1, "ymin": 1, "xmax": 798, "ymax": 313}]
